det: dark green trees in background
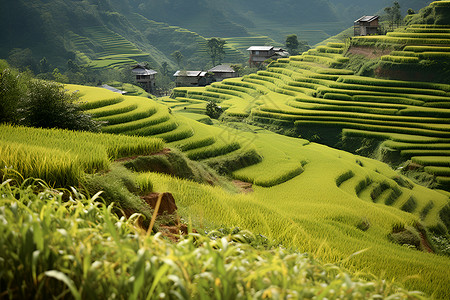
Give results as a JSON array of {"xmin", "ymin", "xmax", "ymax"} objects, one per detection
[
  {"xmin": 0, "ymin": 60, "xmax": 99, "ymax": 131},
  {"xmin": 206, "ymin": 38, "xmax": 226, "ymax": 66},
  {"xmin": 384, "ymin": 1, "xmax": 402, "ymax": 30},
  {"xmin": 285, "ymin": 34, "xmax": 310, "ymax": 56}
]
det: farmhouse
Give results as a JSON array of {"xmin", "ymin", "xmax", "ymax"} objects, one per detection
[
  {"xmin": 131, "ymin": 64, "xmax": 157, "ymax": 93},
  {"xmin": 173, "ymin": 70, "xmax": 212, "ymax": 87},
  {"xmin": 247, "ymin": 46, "xmax": 289, "ymax": 67},
  {"xmin": 354, "ymin": 15, "xmax": 380, "ymax": 36},
  {"xmin": 207, "ymin": 64, "xmax": 237, "ymax": 82}
]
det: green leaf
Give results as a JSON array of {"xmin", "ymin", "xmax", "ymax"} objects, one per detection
[
  {"xmin": 45, "ymin": 270, "xmax": 81, "ymax": 300},
  {"xmin": 146, "ymin": 264, "xmax": 170, "ymax": 300}
]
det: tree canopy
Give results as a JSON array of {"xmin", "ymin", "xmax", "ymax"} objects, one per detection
[
  {"xmin": 206, "ymin": 38, "xmax": 226, "ymax": 66},
  {"xmin": 0, "ymin": 61, "xmax": 99, "ymax": 131}
]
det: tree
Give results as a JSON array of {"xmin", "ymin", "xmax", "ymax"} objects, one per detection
[
  {"xmin": 155, "ymin": 73, "xmax": 175, "ymax": 96},
  {"xmin": 0, "ymin": 61, "xmax": 99, "ymax": 131},
  {"xmin": 285, "ymin": 34, "xmax": 310, "ymax": 56},
  {"xmin": 0, "ymin": 61, "xmax": 28, "ymax": 124},
  {"xmin": 206, "ymin": 38, "xmax": 226, "ymax": 66},
  {"xmin": 206, "ymin": 100, "xmax": 223, "ymax": 119},
  {"xmin": 230, "ymin": 64, "xmax": 243, "ymax": 76},
  {"xmin": 171, "ymin": 51, "xmax": 184, "ymax": 68},
  {"xmin": 285, "ymin": 34, "xmax": 300, "ymax": 55},
  {"xmin": 407, "ymin": 8, "xmax": 415, "ymax": 15},
  {"xmin": 384, "ymin": 1, "xmax": 402, "ymax": 30},
  {"xmin": 39, "ymin": 57, "xmax": 50, "ymax": 73},
  {"xmin": 160, "ymin": 61, "xmax": 169, "ymax": 76},
  {"xmin": 8, "ymin": 48, "xmax": 37, "ymax": 72},
  {"xmin": 23, "ymin": 79, "xmax": 99, "ymax": 131}
]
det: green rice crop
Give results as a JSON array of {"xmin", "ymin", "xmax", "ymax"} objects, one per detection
[
  {"xmin": 153, "ymin": 122, "xmax": 194, "ymax": 143},
  {"xmin": 294, "ymin": 95, "xmax": 409, "ymax": 110},
  {"xmin": 1, "ymin": 178, "xmax": 433, "ymax": 299},
  {"xmin": 185, "ymin": 141, "xmax": 241, "ymax": 161},
  {"xmin": 381, "ymin": 55, "xmax": 421, "ymax": 63},
  {"xmin": 352, "ymin": 35, "xmax": 450, "ymax": 45},
  {"xmin": 295, "ymin": 120, "xmax": 450, "ymax": 138},
  {"xmin": 390, "ymin": 51, "xmax": 419, "ymax": 57},
  {"xmin": 96, "ymin": 99, "xmax": 158, "ymax": 125},
  {"xmin": 400, "ymin": 149, "xmax": 450, "ymax": 158},
  {"xmin": 424, "ymin": 166, "xmax": 450, "ymax": 176},
  {"xmin": 0, "ymin": 125, "xmax": 164, "ymax": 186},
  {"xmin": 66, "ymin": 84, "xmax": 124, "ymax": 110},
  {"xmin": 102, "ymin": 100, "xmax": 171, "ymax": 134},
  {"xmin": 412, "ymin": 156, "xmax": 450, "ymax": 167},
  {"xmin": 404, "ymin": 46, "xmax": 450, "ymax": 52},
  {"xmin": 352, "ymin": 95, "xmax": 425, "ymax": 106},
  {"xmin": 419, "ymin": 52, "xmax": 450, "ymax": 59},
  {"xmin": 343, "ymin": 129, "xmax": 450, "ymax": 144},
  {"xmin": 336, "ymin": 75, "xmax": 450, "ymax": 92},
  {"xmin": 431, "ymin": 0, "xmax": 450, "ymax": 7},
  {"xmin": 405, "ymin": 28, "xmax": 450, "ymax": 33},
  {"xmin": 387, "ymin": 32, "xmax": 450, "ymax": 39},
  {"xmin": 141, "ymin": 132, "xmax": 450, "ymax": 298},
  {"xmin": 122, "ymin": 119, "xmax": 178, "ymax": 137}
]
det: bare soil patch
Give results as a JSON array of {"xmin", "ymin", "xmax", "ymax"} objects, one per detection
[{"xmin": 347, "ymin": 46, "xmax": 391, "ymax": 59}]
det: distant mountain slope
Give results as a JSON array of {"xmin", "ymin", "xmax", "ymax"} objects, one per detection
[{"xmin": 0, "ymin": 0, "xmax": 437, "ymax": 71}]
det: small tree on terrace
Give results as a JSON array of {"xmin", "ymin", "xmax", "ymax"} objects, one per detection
[{"xmin": 206, "ymin": 38, "xmax": 226, "ymax": 66}]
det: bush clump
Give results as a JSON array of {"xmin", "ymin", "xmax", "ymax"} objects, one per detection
[{"xmin": 0, "ymin": 61, "xmax": 99, "ymax": 131}]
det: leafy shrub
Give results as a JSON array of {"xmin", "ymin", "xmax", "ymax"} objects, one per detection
[
  {"xmin": 206, "ymin": 100, "xmax": 223, "ymax": 119},
  {"xmin": 1, "ymin": 63, "xmax": 100, "ymax": 131}
]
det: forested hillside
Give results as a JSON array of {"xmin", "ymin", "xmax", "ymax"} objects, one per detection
[{"xmin": 0, "ymin": 0, "xmax": 433, "ymax": 72}]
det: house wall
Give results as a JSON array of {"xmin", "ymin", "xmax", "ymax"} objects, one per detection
[
  {"xmin": 175, "ymin": 76, "xmax": 201, "ymax": 87},
  {"xmin": 249, "ymin": 50, "xmax": 275, "ymax": 66},
  {"xmin": 213, "ymin": 72, "xmax": 237, "ymax": 82}
]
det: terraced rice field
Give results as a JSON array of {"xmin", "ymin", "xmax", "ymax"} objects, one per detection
[
  {"xmin": 170, "ymin": 37, "xmax": 450, "ymax": 190},
  {"xmin": 66, "ymin": 26, "xmax": 149, "ymax": 69},
  {"xmin": 4, "ymin": 81, "xmax": 448, "ymax": 298},
  {"xmin": 65, "ymin": 84, "xmax": 268, "ymax": 182}
]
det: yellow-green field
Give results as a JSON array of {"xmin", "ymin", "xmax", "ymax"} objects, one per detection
[
  {"xmin": 2, "ymin": 80, "xmax": 450, "ymax": 297},
  {"xmin": 169, "ymin": 37, "xmax": 450, "ymax": 188}
]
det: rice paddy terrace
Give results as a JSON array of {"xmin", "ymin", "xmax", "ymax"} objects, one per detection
[
  {"xmin": 66, "ymin": 20, "xmax": 250, "ymax": 70},
  {"xmin": 2, "ymin": 81, "xmax": 450, "ymax": 297},
  {"xmin": 171, "ymin": 17, "xmax": 450, "ymax": 191},
  {"xmin": 66, "ymin": 26, "xmax": 150, "ymax": 69}
]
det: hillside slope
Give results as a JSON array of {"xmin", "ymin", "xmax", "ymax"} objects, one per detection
[{"xmin": 0, "ymin": 0, "xmax": 429, "ymax": 71}]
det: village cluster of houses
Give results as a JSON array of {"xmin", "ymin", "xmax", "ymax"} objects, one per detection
[{"xmin": 131, "ymin": 16, "xmax": 379, "ymax": 93}]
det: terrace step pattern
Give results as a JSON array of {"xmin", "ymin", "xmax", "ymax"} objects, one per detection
[
  {"xmin": 171, "ymin": 37, "xmax": 450, "ymax": 189},
  {"xmin": 72, "ymin": 88, "xmax": 263, "ymax": 176}
]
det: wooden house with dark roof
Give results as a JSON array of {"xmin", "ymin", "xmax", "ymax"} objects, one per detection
[
  {"xmin": 208, "ymin": 64, "xmax": 237, "ymax": 82},
  {"xmin": 131, "ymin": 64, "xmax": 157, "ymax": 93},
  {"xmin": 354, "ymin": 15, "xmax": 380, "ymax": 36},
  {"xmin": 173, "ymin": 70, "xmax": 212, "ymax": 87},
  {"xmin": 246, "ymin": 46, "xmax": 289, "ymax": 67}
]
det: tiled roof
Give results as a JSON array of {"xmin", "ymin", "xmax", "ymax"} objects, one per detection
[
  {"xmin": 173, "ymin": 70, "xmax": 206, "ymax": 77},
  {"xmin": 131, "ymin": 66, "xmax": 157, "ymax": 76},
  {"xmin": 247, "ymin": 46, "xmax": 274, "ymax": 51},
  {"xmin": 208, "ymin": 64, "xmax": 235, "ymax": 73},
  {"xmin": 354, "ymin": 15, "xmax": 379, "ymax": 23}
]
